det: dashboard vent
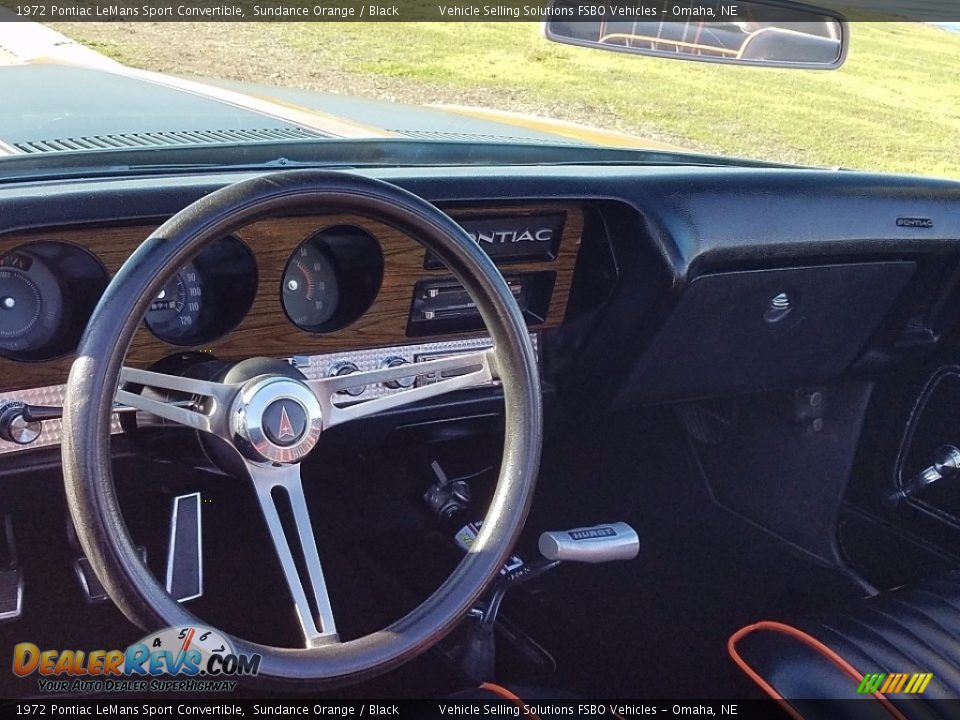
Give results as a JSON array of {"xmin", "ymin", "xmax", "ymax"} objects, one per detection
[
  {"xmin": 388, "ymin": 129, "xmax": 585, "ymax": 146},
  {"xmin": 13, "ymin": 127, "xmax": 329, "ymax": 154}
]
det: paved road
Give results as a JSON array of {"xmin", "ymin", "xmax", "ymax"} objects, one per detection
[
  {"xmin": 0, "ymin": 20, "xmax": 117, "ymax": 68},
  {"xmin": 0, "ymin": 12, "xmax": 25, "ymax": 66}
]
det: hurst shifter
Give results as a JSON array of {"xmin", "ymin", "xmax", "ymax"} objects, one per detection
[{"xmin": 459, "ymin": 522, "xmax": 640, "ymax": 681}]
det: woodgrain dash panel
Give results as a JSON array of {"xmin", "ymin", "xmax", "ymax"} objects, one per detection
[{"xmin": 0, "ymin": 203, "xmax": 582, "ymax": 391}]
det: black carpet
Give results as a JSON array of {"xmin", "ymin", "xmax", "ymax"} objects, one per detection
[
  {"xmin": 0, "ymin": 408, "xmax": 864, "ymax": 699},
  {"xmin": 499, "ymin": 408, "xmax": 866, "ymax": 698}
]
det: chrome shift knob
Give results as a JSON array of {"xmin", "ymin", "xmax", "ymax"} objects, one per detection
[{"xmin": 539, "ymin": 522, "xmax": 639, "ymax": 563}]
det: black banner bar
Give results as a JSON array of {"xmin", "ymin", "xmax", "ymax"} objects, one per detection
[
  {"xmin": 0, "ymin": 1, "xmax": 959, "ymax": 22},
  {"xmin": 0, "ymin": 699, "xmax": 958, "ymax": 719}
]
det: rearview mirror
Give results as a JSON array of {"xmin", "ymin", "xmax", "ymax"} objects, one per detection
[{"xmin": 543, "ymin": 1, "xmax": 848, "ymax": 69}]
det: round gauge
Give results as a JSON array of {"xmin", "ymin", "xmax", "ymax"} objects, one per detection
[
  {"xmin": 281, "ymin": 244, "xmax": 340, "ymax": 329},
  {"xmin": 140, "ymin": 236, "xmax": 256, "ymax": 348},
  {"xmin": 0, "ymin": 241, "xmax": 107, "ymax": 362},
  {"xmin": 145, "ymin": 262, "xmax": 205, "ymax": 344},
  {"xmin": 0, "ymin": 252, "xmax": 63, "ymax": 355},
  {"xmin": 281, "ymin": 226, "xmax": 383, "ymax": 334}
]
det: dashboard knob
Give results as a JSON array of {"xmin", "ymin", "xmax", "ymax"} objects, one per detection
[
  {"xmin": 328, "ymin": 361, "xmax": 365, "ymax": 396},
  {"xmin": 0, "ymin": 402, "xmax": 42, "ymax": 445},
  {"xmin": 381, "ymin": 356, "xmax": 416, "ymax": 390}
]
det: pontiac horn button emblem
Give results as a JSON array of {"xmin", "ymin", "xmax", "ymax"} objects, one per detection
[{"xmin": 263, "ymin": 400, "xmax": 308, "ymax": 447}]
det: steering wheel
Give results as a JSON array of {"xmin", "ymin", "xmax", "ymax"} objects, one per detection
[{"xmin": 61, "ymin": 171, "xmax": 543, "ymax": 687}]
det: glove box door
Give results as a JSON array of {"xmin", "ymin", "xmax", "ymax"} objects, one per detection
[{"xmin": 622, "ymin": 261, "xmax": 916, "ymax": 404}]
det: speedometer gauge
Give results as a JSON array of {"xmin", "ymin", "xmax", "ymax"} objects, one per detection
[
  {"xmin": 281, "ymin": 243, "xmax": 340, "ymax": 329},
  {"xmin": 145, "ymin": 262, "xmax": 204, "ymax": 343},
  {"xmin": 138, "ymin": 236, "xmax": 256, "ymax": 348}
]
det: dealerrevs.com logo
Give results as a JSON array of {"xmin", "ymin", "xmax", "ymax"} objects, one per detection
[{"xmin": 12, "ymin": 626, "xmax": 261, "ymax": 694}]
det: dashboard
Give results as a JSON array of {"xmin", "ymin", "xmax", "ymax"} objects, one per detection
[
  {"xmin": 2, "ymin": 164, "xmax": 960, "ymax": 456},
  {"xmin": 0, "ymin": 193, "xmax": 582, "ymax": 455},
  {"xmin": 0, "ymin": 203, "xmax": 581, "ymax": 391}
]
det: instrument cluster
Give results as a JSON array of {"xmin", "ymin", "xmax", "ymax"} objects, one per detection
[{"xmin": 0, "ymin": 225, "xmax": 386, "ymax": 363}]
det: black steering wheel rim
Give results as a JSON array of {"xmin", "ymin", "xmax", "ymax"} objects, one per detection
[{"xmin": 61, "ymin": 170, "xmax": 543, "ymax": 688}]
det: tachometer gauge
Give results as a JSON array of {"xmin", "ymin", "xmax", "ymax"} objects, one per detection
[
  {"xmin": 145, "ymin": 262, "xmax": 204, "ymax": 344},
  {"xmin": 280, "ymin": 226, "xmax": 382, "ymax": 334},
  {"xmin": 0, "ymin": 251, "xmax": 63, "ymax": 356},
  {"xmin": 282, "ymin": 243, "xmax": 340, "ymax": 330}
]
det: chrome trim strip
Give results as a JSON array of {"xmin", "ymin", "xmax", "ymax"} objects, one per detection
[
  {"xmin": 0, "ymin": 572, "xmax": 23, "ymax": 621},
  {"xmin": 0, "ymin": 334, "xmax": 537, "ymax": 456}
]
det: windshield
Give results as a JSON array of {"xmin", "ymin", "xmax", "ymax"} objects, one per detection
[{"xmin": 0, "ymin": 12, "xmax": 957, "ymax": 178}]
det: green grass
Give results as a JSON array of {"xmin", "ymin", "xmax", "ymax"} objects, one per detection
[
  {"xmin": 79, "ymin": 38, "xmax": 143, "ymax": 66},
  {"xmin": 281, "ymin": 22, "xmax": 959, "ymax": 177},
  {"xmin": 60, "ymin": 22, "xmax": 960, "ymax": 178}
]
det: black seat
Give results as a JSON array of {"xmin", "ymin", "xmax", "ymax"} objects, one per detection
[{"xmin": 729, "ymin": 570, "xmax": 960, "ymax": 719}]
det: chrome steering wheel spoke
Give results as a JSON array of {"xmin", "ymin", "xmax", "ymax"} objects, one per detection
[
  {"xmin": 246, "ymin": 462, "xmax": 338, "ymax": 647},
  {"xmin": 116, "ymin": 366, "xmax": 239, "ymax": 437},
  {"xmin": 308, "ymin": 348, "xmax": 497, "ymax": 429},
  {"xmin": 118, "ymin": 365, "xmax": 339, "ymax": 647}
]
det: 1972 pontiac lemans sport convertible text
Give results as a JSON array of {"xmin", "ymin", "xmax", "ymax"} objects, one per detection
[{"xmin": 0, "ymin": 4, "xmax": 958, "ymax": 718}]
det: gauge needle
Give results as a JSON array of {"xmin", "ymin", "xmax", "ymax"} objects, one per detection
[
  {"xmin": 180, "ymin": 627, "xmax": 195, "ymax": 653},
  {"xmin": 176, "ymin": 626, "xmax": 196, "ymax": 670}
]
